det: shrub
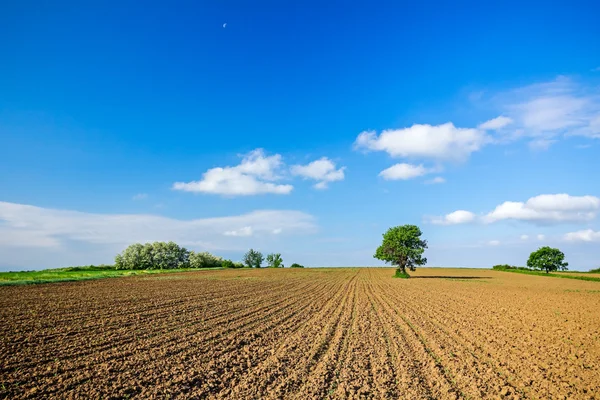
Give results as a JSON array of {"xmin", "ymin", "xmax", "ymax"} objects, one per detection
[
  {"xmin": 290, "ymin": 263, "xmax": 304, "ymax": 268},
  {"xmin": 394, "ymin": 269, "xmax": 411, "ymax": 279},
  {"xmin": 221, "ymin": 259, "xmax": 234, "ymax": 269},
  {"xmin": 190, "ymin": 251, "xmax": 222, "ymax": 269},
  {"xmin": 115, "ymin": 242, "xmax": 225, "ymax": 270},
  {"xmin": 492, "ymin": 265, "xmax": 532, "ymax": 271}
]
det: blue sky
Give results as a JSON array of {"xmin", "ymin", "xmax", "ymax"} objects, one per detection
[{"xmin": 1, "ymin": 1, "xmax": 600, "ymax": 270}]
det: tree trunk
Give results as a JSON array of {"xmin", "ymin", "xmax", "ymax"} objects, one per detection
[{"xmin": 397, "ymin": 263, "xmax": 406, "ymax": 274}]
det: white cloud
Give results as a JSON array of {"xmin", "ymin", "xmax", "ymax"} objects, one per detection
[
  {"xmin": 379, "ymin": 163, "xmax": 430, "ymax": 180},
  {"xmin": 520, "ymin": 234, "xmax": 529, "ymax": 240},
  {"xmin": 430, "ymin": 210, "xmax": 477, "ymax": 225},
  {"xmin": 172, "ymin": 149, "xmax": 293, "ymax": 196},
  {"xmin": 132, "ymin": 193, "xmax": 148, "ymax": 200},
  {"xmin": 291, "ymin": 157, "xmax": 345, "ymax": 189},
  {"xmin": 431, "ymin": 194, "xmax": 600, "ymax": 226},
  {"xmin": 354, "ymin": 122, "xmax": 489, "ymax": 161},
  {"xmin": 0, "ymin": 201, "xmax": 316, "ymax": 251},
  {"xmin": 495, "ymin": 76, "xmax": 600, "ymax": 140},
  {"xmin": 564, "ymin": 229, "xmax": 600, "ymax": 242},
  {"xmin": 488, "ymin": 240, "xmax": 501, "ymax": 246},
  {"xmin": 478, "ymin": 116, "xmax": 513, "ymax": 130},
  {"xmin": 224, "ymin": 226, "xmax": 253, "ymax": 237},
  {"xmin": 484, "ymin": 194, "xmax": 600, "ymax": 224},
  {"xmin": 425, "ymin": 176, "xmax": 446, "ymax": 185},
  {"xmin": 537, "ymin": 234, "xmax": 546, "ymax": 241}
]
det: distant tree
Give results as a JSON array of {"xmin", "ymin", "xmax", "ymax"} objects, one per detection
[
  {"xmin": 289, "ymin": 263, "xmax": 304, "ymax": 268},
  {"xmin": 221, "ymin": 259, "xmax": 234, "ymax": 269},
  {"xmin": 152, "ymin": 241, "xmax": 190, "ymax": 269},
  {"xmin": 243, "ymin": 249, "xmax": 264, "ymax": 268},
  {"xmin": 115, "ymin": 243, "xmax": 152, "ymax": 270},
  {"xmin": 374, "ymin": 225, "xmax": 428, "ymax": 275},
  {"xmin": 114, "ymin": 241, "xmax": 191, "ymax": 270},
  {"xmin": 527, "ymin": 246, "xmax": 568, "ymax": 273},
  {"xmin": 266, "ymin": 253, "xmax": 284, "ymax": 268},
  {"xmin": 190, "ymin": 251, "xmax": 223, "ymax": 269}
]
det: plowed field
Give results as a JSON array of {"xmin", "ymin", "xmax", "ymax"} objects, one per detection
[{"xmin": 1, "ymin": 268, "xmax": 599, "ymax": 399}]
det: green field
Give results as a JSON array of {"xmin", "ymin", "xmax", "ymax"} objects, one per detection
[
  {"xmin": 493, "ymin": 267, "xmax": 600, "ymax": 282},
  {"xmin": 0, "ymin": 265, "xmax": 223, "ymax": 286}
]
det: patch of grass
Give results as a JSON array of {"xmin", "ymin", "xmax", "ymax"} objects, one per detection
[
  {"xmin": 0, "ymin": 266, "xmax": 223, "ymax": 286},
  {"xmin": 493, "ymin": 267, "xmax": 600, "ymax": 282},
  {"xmin": 393, "ymin": 270, "xmax": 411, "ymax": 279}
]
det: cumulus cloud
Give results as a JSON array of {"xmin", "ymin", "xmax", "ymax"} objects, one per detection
[
  {"xmin": 488, "ymin": 240, "xmax": 501, "ymax": 246},
  {"xmin": 290, "ymin": 157, "xmax": 345, "ymax": 189},
  {"xmin": 429, "ymin": 210, "xmax": 477, "ymax": 225},
  {"xmin": 430, "ymin": 194, "xmax": 600, "ymax": 226},
  {"xmin": 0, "ymin": 201, "xmax": 316, "ymax": 251},
  {"xmin": 537, "ymin": 234, "xmax": 546, "ymax": 241},
  {"xmin": 173, "ymin": 149, "xmax": 293, "ymax": 196},
  {"xmin": 484, "ymin": 194, "xmax": 600, "ymax": 224},
  {"xmin": 478, "ymin": 116, "xmax": 513, "ymax": 130},
  {"xmin": 564, "ymin": 229, "xmax": 600, "ymax": 242},
  {"xmin": 520, "ymin": 234, "xmax": 529, "ymax": 240},
  {"xmin": 354, "ymin": 122, "xmax": 489, "ymax": 161},
  {"xmin": 379, "ymin": 163, "xmax": 431, "ymax": 180}
]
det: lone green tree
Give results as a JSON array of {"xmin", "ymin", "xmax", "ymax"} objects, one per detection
[
  {"xmin": 266, "ymin": 253, "xmax": 284, "ymax": 268},
  {"xmin": 527, "ymin": 246, "xmax": 568, "ymax": 273},
  {"xmin": 374, "ymin": 225, "xmax": 428, "ymax": 276},
  {"xmin": 243, "ymin": 248, "xmax": 264, "ymax": 268}
]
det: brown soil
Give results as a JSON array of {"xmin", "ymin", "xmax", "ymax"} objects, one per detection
[{"xmin": 1, "ymin": 268, "xmax": 599, "ymax": 399}]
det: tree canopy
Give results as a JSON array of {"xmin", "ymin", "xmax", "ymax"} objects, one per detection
[
  {"xmin": 243, "ymin": 249, "xmax": 264, "ymax": 268},
  {"xmin": 374, "ymin": 225, "xmax": 427, "ymax": 274},
  {"xmin": 266, "ymin": 253, "xmax": 284, "ymax": 268},
  {"xmin": 527, "ymin": 246, "xmax": 568, "ymax": 273},
  {"xmin": 115, "ymin": 241, "xmax": 190, "ymax": 270}
]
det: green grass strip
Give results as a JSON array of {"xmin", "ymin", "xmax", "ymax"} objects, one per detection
[
  {"xmin": 0, "ymin": 267, "xmax": 223, "ymax": 286},
  {"xmin": 493, "ymin": 268, "xmax": 600, "ymax": 282}
]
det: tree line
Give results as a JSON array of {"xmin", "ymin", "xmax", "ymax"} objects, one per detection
[
  {"xmin": 373, "ymin": 224, "xmax": 570, "ymax": 276},
  {"xmin": 114, "ymin": 242, "xmax": 304, "ymax": 270}
]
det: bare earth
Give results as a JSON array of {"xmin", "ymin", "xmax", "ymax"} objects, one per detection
[{"xmin": 1, "ymin": 268, "xmax": 599, "ymax": 399}]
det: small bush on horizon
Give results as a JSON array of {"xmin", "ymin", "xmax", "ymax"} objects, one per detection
[
  {"xmin": 492, "ymin": 264, "xmax": 531, "ymax": 271},
  {"xmin": 290, "ymin": 263, "xmax": 304, "ymax": 268},
  {"xmin": 190, "ymin": 251, "xmax": 222, "ymax": 269},
  {"xmin": 222, "ymin": 259, "xmax": 244, "ymax": 269}
]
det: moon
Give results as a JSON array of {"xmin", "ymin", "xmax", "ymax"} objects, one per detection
[{"xmin": 223, "ymin": 23, "xmax": 227, "ymax": 28}]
